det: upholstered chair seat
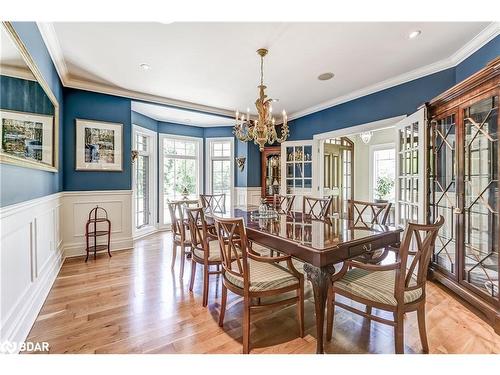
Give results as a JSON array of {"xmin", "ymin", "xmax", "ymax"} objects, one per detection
[
  {"xmin": 225, "ymin": 258, "xmax": 300, "ymax": 292},
  {"xmin": 334, "ymin": 268, "xmax": 422, "ymax": 306}
]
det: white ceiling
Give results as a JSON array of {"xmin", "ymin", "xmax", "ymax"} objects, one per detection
[
  {"xmin": 42, "ymin": 22, "xmax": 497, "ymax": 119},
  {"xmin": 1, "ymin": 27, "xmax": 35, "ymax": 80},
  {"xmin": 132, "ymin": 101, "xmax": 233, "ymax": 127}
]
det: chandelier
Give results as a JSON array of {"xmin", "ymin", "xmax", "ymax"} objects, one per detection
[{"xmin": 233, "ymin": 48, "xmax": 289, "ymax": 151}]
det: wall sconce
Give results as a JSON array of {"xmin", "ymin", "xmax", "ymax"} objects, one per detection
[
  {"xmin": 131, "ymin": 150, "xmax": 139, "ymax": 164},
  {"xmin": 235, "ymin": 156, "xmax": 246, "ymax": 171},
  {"xmin": 359, "ymin": 131, "xmax": 373, "ymax": 144}
]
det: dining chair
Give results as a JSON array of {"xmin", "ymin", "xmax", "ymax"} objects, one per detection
[
  {"xmin": 273, "ymin": 194, "xmax": 295, "ymax": 214},
  {"xmin": 167, "ymin": 201, "xmax": 191, "ymax": 279},
  {"xmin": 200, "ymin": 193, "xmax": 226, "ymax": 214},
  {"xmin": 185, "ymin": 207, "xmax": 223, "ymax": 307},
  {"xmin": 302, "ymin": 196, "xmax": 333, "ymax": 220},
  {"xmin": 347, "ymin": 199, "xmax": 393, "ymax": 263},
  {"xmin": 214, "ymin": 216, "xmax": 304, "ymax": 354},
  {"xmin": 326, "ymin": 216, "xmax": 444, "ymax": 354}
]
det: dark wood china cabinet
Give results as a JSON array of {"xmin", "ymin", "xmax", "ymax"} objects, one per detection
[
  {"xmin": 261, "ymin": 146, "xmax": 281, "ymax": 203},
  {"xmin": 427, "ymin": 57, "xmax": 499, "ymax": 333}
]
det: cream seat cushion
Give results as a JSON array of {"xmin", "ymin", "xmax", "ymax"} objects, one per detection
[
  {"xmin": 192, "ymin": 240, "xmax": 222, "ymax": 262},
  {"xmin": 333, "ymin": 268, "xmax": 422, "ymax": 306},
  {"xmin": 225, "ymin": 259, "xmax": 299, "ymax": 292},
  {"xmin": 174, "ymin": 230, "xmax": 191, "ymax": 243}
]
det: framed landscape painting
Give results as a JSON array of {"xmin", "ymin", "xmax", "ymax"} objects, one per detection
[
  {"xmin": 75, "ymin": 119, "xmax": 123, "ymax": 171},
  {"xmin": 0, "ymin": 109, "xmax": 55, "ymax": 169}
]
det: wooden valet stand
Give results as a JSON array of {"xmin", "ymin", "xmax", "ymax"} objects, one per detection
[{"xmin": 85, "ymin": 206, "xmax": 111, "ymax": 262}]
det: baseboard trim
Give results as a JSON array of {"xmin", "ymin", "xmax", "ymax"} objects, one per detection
[{"xmin": 64, "ymin": 237, "xmax": 134, "ymax": 258}]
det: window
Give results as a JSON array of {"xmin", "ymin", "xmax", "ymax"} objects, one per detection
[
  {"xmin": 132, "ymin": 126, "xmax": 156, "ymax": 234},
  {"xmin": 206, "ymin": 138, "xmax": 233, "ymax": 209},
  {"xmin": 160, "ymin": 135, "xmax": 202, "ymax": 225},
  {"xmin": 371, "ymin": 145, "xmax": 396, "ymax": 202}
]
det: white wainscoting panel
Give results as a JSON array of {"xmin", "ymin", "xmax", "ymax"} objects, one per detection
[
  {"xmin": 0, "ymin": 192, "xmax": 63, "ymax": 345},
  {"xmin": 62, "ymin": 190, "xmax": 133, "ymax": 257},
  {"xmin": 234, "ymin": 187, "xmax": 261, "ymax": 207}
]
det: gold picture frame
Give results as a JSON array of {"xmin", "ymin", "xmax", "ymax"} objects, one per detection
[{"xmin": 0, "ymin": 21, "xmax": 59, "ymax": 173}]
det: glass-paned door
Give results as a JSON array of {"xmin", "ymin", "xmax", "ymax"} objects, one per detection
[
  {"xmin": 395, "ymin": 108, "xmax": 426, "ymax": 226},
  {"xmin": 429, "ymin": 112, "xmax": 457, "ymax": 275},
  {"xmin": 160, "ymin": 135, "xmax": 202, "ymax": 225},
  {"xmin": 132, "ymin": 126, "xmax": 156, "ymax": 235},
  {"xmin": 462, "ymin": 95, "xmax": 498, "ymax": 299},
  {"xmin": 207, "ymin": 138, "xmax": 233, "ymax": 209}
]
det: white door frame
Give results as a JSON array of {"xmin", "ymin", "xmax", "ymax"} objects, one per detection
[
  {"xmin": 312, "ymin": 115, "xmax": 407, "ymax": 197},
  {"xmin": 394, "ymin": 107, "xmax": 427, "ymax": 225},
  {"xmin": 132, "ymin": 125, "xmax": 158, "ymax": 239},
  {"xmin": 158, "ymin": 133, "xmax": 204, "ymax": 229},
  {"xmin": 205, "ymin": 137, "xmax": 235, "ymax": 208}
]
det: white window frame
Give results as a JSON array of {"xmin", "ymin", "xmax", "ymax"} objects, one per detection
[
  {"xmin": 132, "ymin": 125, "xmax": 157, "ymax": 239},
  {"xmin": 159, "ymin": 133, "xmax": 203, "ymax": 228},
  {"xmin": 369, "ymin": 142, "xmax": 396, "ymax": 202},
  {"xmin": 205, "ymin": 137, "xmax": 235, "ymax": 208}
]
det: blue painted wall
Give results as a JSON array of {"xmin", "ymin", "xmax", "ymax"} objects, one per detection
[
  {"xmin": 287, "ymin": 68, "xmax": 456, "ymax": 140},
  {"xmin": 131, "ymin": 110, "xmax": 157, "ymax": 132},
  {"xmin": 455, "ymin": 36, "xmax": 499, "ymax": 83},
  {"xmin": 63, "ymin": 88, "xmax": 132, "ymax": 191},
  {"xmin": 0, "ymin": 22, "xmax": 64, "ymax": 207}
]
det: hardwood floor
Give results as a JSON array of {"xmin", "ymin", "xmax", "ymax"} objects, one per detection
[{"xmin": 25, "ymin": 232, "xmax": 500, "ymax": 354}]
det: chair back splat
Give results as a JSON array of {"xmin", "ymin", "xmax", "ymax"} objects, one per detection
[
  {"xmin": 214, "ymin": 217, "xmax": 248, "ymax": 286},
  {"xmin": 347, "ymin": 199, "xmax": 392, "ymax": 226},
  {"xmin": 273, "ymin": 194, "xmax": 295, "ymax": 214},
  {"xmin": 200, "ymin": 194, "xmax": 226, "ymax": 214},
  {"xmin": 302, "ymin": 196, "xmax": 333, "ymax": 220}
]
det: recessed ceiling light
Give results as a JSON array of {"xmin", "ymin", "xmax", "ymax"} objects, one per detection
[
  {"xmin": 139, "ymin": 63, "xmax": 151, "ymax": 71},
  {"xmin": 318, "ymin": 72, "xmax": 334, "ymax": 81},
  {"xmin": 408, "ymin": 30, "xmax": 422, "ymax": 39}
]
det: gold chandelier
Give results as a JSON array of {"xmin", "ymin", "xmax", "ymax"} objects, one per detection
[{"xmin": 233, "ymin": 48, "xmax": 289, "ymax": 151}]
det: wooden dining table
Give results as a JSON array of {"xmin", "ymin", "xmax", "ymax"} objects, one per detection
[{"xmin": 206, "ymin": 206, "xmax": 403, "ymax": 353}]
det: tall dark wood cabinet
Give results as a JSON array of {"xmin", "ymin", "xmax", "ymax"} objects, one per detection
[
  {"xmin": 261, "ymin": 146, "xmax": 281, "ymax": 203},
  {"xmin": 427, "ymin": 57, "xmax": 499, "ymax": 333}
]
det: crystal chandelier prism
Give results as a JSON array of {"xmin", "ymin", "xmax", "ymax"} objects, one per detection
[{"xmin": 233, "ymin": 48, "xmax": 289, "ymax": 151}]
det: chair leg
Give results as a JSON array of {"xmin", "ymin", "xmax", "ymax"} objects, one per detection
[
  {"xmin": 202, "ymin": 266, "xmax": 209, "ymax": 307},
  {"xmin": 179, "ymin": 245, "xmax": 185, "ymax": 279},
  {"xmin": 242, "ymin": 299, "xmax": 251, "ymax": 354},
  {"xmin": 417, "ymin": 304, "xmax": 429, "ymax": 353},
  {"xmin": 219, "ymin": 284, "xmax": 227, "ymax": 327},
  {"xmin": 189, "ymin": 260, "xmax": 197, "ymax": 291},
  {"xmin": 297, "ymin": 281, "xmax": 305, "ymax": 338},
  {"xmin": 171, "ymin": 242, "xmax": 177, "ymax": 270},
  {"xmin": 326, "ymin": 286, "xmax": 335, "ymax": 341},
  {"xmin": 394, "ymin": 311, "xmax": 405, "ymax": 354}
]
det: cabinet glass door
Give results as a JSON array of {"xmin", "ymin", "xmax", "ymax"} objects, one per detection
[
  {"xmin": 462, "ymin": 95, "xmax": 498, "ymax": 300},
  {"xmin": 429, "ymin": 113, "xmax": 458, "ymax": 275}
]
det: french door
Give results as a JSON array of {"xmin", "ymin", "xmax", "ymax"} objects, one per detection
[
  {"xmin": 132, "ymin": 125, "xmax": 157, "ymax": 237},
  {"xmin": 206, "ymin": 137, "xmax": 234, "ymax": 209},
  {"xmin": 159, "ymin": 134, "xmax": 203, "ymax": 226},
  {"xmin": 395, "ymin": 107, "xmax": 426, "ymax": 226}
]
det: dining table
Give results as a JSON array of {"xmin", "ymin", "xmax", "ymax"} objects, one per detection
[{"xmin": 204, "ymin": 205, "xmax": 403, "ymax": 353}]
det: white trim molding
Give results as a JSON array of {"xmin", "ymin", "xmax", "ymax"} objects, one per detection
[
  {"xmin": 132, "ymin": 125, "xmax": 158, "ymax": 240},
  {"xmin": 0, "ymin": 192, "xmax": 64, "ymax": 347},
  {"xmin": 234, "ymin": 187, "xmax": 261, "ymax": 207},
  {"xmin": 36, "ymin": 22, "xmax": 499, "ymax": 123},
  {"xmin": 287, "ymin": 22, "xmax": 500, "ymax": 121}
]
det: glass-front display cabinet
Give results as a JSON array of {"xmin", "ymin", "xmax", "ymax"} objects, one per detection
[
  {"xmin": 261, "ymin": 146, "xmax": 281, "ymax": 203},
  {"xmin": 280, "ymin": 141, "xmax": 314, "ymax": 212},
  {"xmin": 427, "ymin": 57, "xmax": 499, "ymax": 334}
]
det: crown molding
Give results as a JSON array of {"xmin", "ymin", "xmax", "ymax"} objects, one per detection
[
  {"xmin": 37, "ymin": 22, "xmax": 499, "ymax": 123},
  {"xmin": 288, "ymin": 22, "xmax": 500, "ymax": 121},
  {"xmin": 36, "ymin": 22, "xmax": 69, "ymax": 82}
]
